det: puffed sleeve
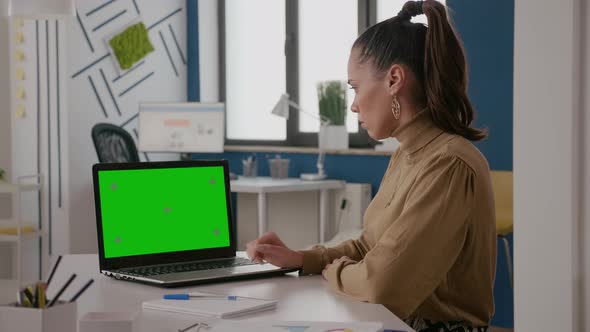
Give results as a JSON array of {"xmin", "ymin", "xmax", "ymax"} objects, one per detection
[
  {"xmin": 323, "ymin": 154, "xmax": 476, "ymax": 319},
  {"xmin": 299, "ymin": 151, "xmax": 401, "ymax": 274},
  {"xmin": 299, "ymin": 232, "xmax": 372, "ymax": 275}
]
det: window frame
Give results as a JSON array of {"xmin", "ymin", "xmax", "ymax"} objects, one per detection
[{"xmin": 220, "ymin": 0, "xmax": 378, "ymax": 148}]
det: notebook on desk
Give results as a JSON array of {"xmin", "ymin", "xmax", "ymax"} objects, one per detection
[
  {"xmin": 92, "ymin": 160, "xmax": 299, "ymax": 287},
  {"xmin": 142, "ymin": 291, "xmax": 277, "ymax": 318}
]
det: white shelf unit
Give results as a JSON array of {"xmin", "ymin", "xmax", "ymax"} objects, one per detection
[{"xmin": 0, "ymin": 175, "xmax": 43, "ymax": 284}]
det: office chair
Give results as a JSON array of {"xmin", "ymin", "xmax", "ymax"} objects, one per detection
[
  {"xmin": 490, "ymin": 170, "xmax": 513, "ymax": 289},
  {"xmin": 91, "ymin": 123, "xmax": 140, "ymax": 163}
]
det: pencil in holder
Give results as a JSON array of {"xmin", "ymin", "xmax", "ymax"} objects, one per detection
[
  {"xmin": 0, "ymin": 301, "xmax": 77, "ymax": 332},
  {"xmin": 242, "ymin": 158, "xmax": 258, "ymax": 177}
]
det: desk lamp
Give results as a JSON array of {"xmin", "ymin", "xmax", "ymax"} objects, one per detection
[{"xmin": 271, "ymin": 93, "xmax": 328, "ymax": 181}]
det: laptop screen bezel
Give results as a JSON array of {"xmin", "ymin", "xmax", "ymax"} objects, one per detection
[{"xmin": 92, "ymin": 160, "xmax": 236, "ymax": 270}]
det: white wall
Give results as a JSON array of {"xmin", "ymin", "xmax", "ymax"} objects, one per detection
[
  {"xmin": 197, "ymin": 0, "xmax": 219, "ymax": 102},
  {"xmin": 3, "ymin": 1, "xmax": 190, "ymax": 267},
  {"xmin": 583, "ymin": 0, "xmax": 590, "ymax": 329},
  {"xmin": 514, "ymin": 0, "xmax": 585, "ymax": 330},
  {"xmin": 7, "ymin": 17, "xmax": 69, "ymax": 279},
  {"xmin": 67, "ymin": 0, "xmax": 187, "ymax": 253},
  {"xmin": 0, "ymin": 18, "xmax": 11, "ymax": 218},
  {"xmin": 0, "ymin": 15, "xmax": 69, "ymax": 280},
  {"xmin": 0, "ymin": 17, "xmax": 13, "ymax": 278}
]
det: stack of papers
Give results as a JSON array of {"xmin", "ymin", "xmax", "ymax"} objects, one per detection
[{"xmin": 142, "ymin": 292, "xmax": 277, "ymax": 318}]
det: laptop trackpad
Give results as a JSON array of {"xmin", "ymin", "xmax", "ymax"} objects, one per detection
[{"xmin": 153, "ymin": 264, "xmax": 284, "ymax": 282}]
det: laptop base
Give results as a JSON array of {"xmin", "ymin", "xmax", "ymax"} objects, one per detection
[{"xmin": 102, "ymin": 267, "xmax": 300, "ymax": 288}]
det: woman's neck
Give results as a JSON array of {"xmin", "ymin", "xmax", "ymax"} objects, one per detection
[{"xmin": 393, "ymin": 101, "xmax": 427, "ymax": 135}]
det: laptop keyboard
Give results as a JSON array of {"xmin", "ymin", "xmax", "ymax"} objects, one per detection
[{"xmin": 119, "ymin": 257, "xmax": 256, "ymax": 277}]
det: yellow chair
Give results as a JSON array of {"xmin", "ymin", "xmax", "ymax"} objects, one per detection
[{"xmin": 490, "ymin": 171, "xmax": 513, "ymax": 288}]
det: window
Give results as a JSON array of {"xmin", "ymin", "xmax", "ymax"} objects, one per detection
[
  {"xmin": 224, "ymin": 0, "xmax": 287, "ymax": 141},
  {"xmin": 298, "ymin": 0, "xmax": 358, "ymax": 134},
  {"xmin": 223, "ymin": 1, "xmax": 443, "ymax": 147}
]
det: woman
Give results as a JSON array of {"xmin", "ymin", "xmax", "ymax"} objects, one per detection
[{"xmin": 247, "ymin": 1, "xmax": 496, "ymax": 331}]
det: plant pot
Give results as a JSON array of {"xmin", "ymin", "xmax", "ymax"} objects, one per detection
[{"xmin": 319, "ymin": 125, "xmax": 348, "ymax": 150}]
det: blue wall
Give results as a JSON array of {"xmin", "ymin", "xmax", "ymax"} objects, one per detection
[
  {"xmin": 449, "ymin": 0, "xmax": 514, "ymax": 172},
  {"xmin": 448, "ymin": 0, "xmax": 514, "ymax": 327},
  {"xmin": 188, "ymin": 0, "xmax": 514, "ymax": 328},
  {"xmin": 186, "ymin": 0, "xmax": 200, "ymax": 101}
]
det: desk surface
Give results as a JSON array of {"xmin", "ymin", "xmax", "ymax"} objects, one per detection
[
  {"xmin": 230, "ymin": 176, "xmax": 345, "ymax": 193},
  {"xmin": 42, "ymin": 254, "xmax": 411, "ymax": 331}
]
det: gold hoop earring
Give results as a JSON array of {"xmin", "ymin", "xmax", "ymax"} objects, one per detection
[{"xmin": 391, "ymin": 96, "xmax": 401, "ymax": 120}]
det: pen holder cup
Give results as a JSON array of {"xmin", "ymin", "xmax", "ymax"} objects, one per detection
[
  {"xmin": 0, "ymin": 301, "xmax": 77, "ymax": 332},
  {"xmin": 269, "ymin": 158, "xmax": 290, "ymax": 179},
  {"xmin": 242, "ymin": 159, "xmax": 258, "ymax": 177}
]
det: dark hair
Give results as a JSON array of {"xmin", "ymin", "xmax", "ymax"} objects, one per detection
[{"xmin": 352, "ymin": 0, "xmax": 487, "ymax": 141}]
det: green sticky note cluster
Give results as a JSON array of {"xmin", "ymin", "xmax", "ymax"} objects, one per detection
[{"xmin": 109, "ymin": 22, "xmax": 154, "ymax": 70}]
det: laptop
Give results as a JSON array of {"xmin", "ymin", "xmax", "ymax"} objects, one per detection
[{"xmin": 92, "ymin": 160, "xmax": 299, "ymax": 287}]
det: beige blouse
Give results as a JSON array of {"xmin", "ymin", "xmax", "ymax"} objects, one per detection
[{"xmin": 301, "ymin": 110, "xmax": 496, "ymax": 327}]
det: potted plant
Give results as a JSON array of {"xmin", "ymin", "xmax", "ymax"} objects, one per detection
[
  {"xmin": 317, "ymin": 80, "xmax": 348, "ymax": 150},
  {"xmin": 0, "ymin": 168, "xmax": 5, "ymax": 182}
]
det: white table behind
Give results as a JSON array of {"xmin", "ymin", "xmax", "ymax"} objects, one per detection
[
  {"xmin": 230, "ymin": 177, "xmax": 344, "ymax": 194},
  {"xmin": 43, "ymin": 254, "xmax": 412, "ymax": 331},
  {"xmin": 230, "ymin": 177, "xmax": 345, "ymax": 243}
]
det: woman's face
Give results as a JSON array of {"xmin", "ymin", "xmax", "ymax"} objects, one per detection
[{"xmin": 347, "ymin": 48, "xmax": 397, "ymax": 140}]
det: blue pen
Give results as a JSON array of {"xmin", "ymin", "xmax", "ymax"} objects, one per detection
[{"xmin": 164, "ymin": 293, "xmax": 238, "ymax": 301}]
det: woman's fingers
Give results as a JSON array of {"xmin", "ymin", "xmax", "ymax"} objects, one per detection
[
  {"xmin": 255, "ymin": 244, "xmax": 284, "ymax": 266},
  {"xmin": 246, "ymin": 240, "xmax": 263, "ymax": 263},
  {"xmin": 255, "ymin": 244, "xmax": 303, "ymax": 268},
  {"xmin": 245, "ymin": 231, "xmax": 296, "ymax": 266},
  {"xmin": 246, "ymin": 232, "xmax": 288, "ymax": 264}
]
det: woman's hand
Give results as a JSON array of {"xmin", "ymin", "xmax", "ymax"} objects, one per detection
[
  {"xmin": 246, "ymin": 232, "xmax": 303, "ymax": 269},
  {"xmin": 322, "ymin": 256, "xmax": 352, "ymax": 279}
]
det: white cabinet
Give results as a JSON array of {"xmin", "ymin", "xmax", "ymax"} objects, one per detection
[{"xmin": 0, "ymin": 175, "xmax": 43, "ymax": 284}]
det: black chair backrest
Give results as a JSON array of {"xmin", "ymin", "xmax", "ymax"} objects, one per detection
[{"xmin": 91, "ymin": 123, "xmax": 140, "ymax": 163}]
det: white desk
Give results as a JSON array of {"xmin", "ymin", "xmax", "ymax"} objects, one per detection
[
  {"xmin": 35, "ymin": 254, "xmax": 412, "ymax": 331},
  {"xmin": 230, "ymin": 177, "xmax": 345, "ymax": 242}
]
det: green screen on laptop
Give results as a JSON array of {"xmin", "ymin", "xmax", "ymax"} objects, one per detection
[{"xmin": 97, "ymin": 166, "xmax": 230, "ymax": 258}]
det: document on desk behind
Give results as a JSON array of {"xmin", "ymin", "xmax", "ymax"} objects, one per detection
[{"xmin": 142, "ymin": 292, "xmax": 277, "ymax": 318}]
